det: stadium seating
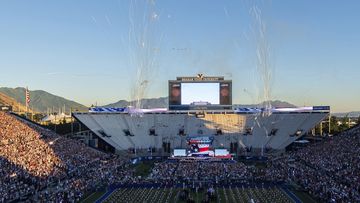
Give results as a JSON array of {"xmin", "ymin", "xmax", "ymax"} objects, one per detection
[
  {"xmin": 73, "ymin": 112, "xmax": 327, "ymax": 153},
  {"xmin": 2, "ymin": 109, "xmax": 358, "ymax": 203},
  {"xmin": 264, "ymin": 124, "xmax": 360, "ymax": 202},
  {"xmin": 0, "ymin": 112, "xmax": 132, "ymax": 202}
]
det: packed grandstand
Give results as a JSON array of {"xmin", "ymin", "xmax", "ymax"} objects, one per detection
[{"xmin": 1, "ymin": 111, "xmax": 360, "ymax": 202}]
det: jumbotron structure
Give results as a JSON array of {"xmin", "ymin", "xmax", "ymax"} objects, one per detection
[{"xmin": 73, "ymin": 75, "xmax": 329, "ymax": 155}]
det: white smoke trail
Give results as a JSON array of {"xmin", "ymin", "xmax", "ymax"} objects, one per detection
[
  {"xmin": 250, "ymin": 5, "xmax": 273, "ymax": 116},
  {"xmin": 128, "ymin": 0, "xmax": 162, "ymax": 113},
  {"xmin": 105, "ymin": 15, "xmax": 112, "ymax": 26},
  {"xmin": 91, "ymin": 16, "xmax": 97, "ymax": 25},
  {"xmin": 247, "ymin": 4, "xmax": 275, "ymax": 156}
]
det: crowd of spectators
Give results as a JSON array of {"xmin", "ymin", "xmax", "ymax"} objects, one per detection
[
  {"xmin": 1, "ymin": 110, "xmax": 360, "ymax": 203},
  {"xmin": 147, "ymin": 124, "xmax": 360, "ymax": 202},
  {"xmin": 0, "ymin": 112, "xmax": 133, "ymax": 202},
  {"xmin": 263, "ymin": 125, "xmax": 360, "ymax": 202}
]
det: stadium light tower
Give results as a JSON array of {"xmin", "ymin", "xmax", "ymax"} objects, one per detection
[
  {"xmin": 320, "ymin": 121, "xmax": 323, "ymax": 136},
  {"xmin": 328, "ymin": 115, "xmax": 331, "ymax": 135}
]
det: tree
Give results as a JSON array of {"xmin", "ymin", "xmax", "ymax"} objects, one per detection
[
  {"xmin": 33, "ymin": 113, "xmax": 45, "ymax": 122},
  {"xmin": 329, "ymin": 116, "xmax": 340, "ymax": 134},
  {"xmin": 338, "ymin": 116, "xmax": 349, "ymax": 132}
]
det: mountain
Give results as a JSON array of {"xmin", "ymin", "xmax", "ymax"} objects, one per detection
[
  {"xmin": 234, "ymin": 100, "xmax": 297, "ymax": 108},
  {"xmin": 0, "ymin": 91, "xmax": 29, "ymax": 112},
  {"xmin": 104, "ymin": 97, "xmax": 296, "ymax": 109},
  {"xmin": 104, "ymin": 97, "xmax": 168, "ymax": 108},
  {"xmin": 0, "ymin": 87, "xmax": 88, "ymax": 113},
  {"xmin": 106, "ymin": 97, "xmax": 360, "ymax": 118},
  {"xmin": 332, "ymin": 111, "xmax": 360, "ymax": 118}
]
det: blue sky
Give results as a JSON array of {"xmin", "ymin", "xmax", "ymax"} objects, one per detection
[{"xmin": 0, "ymin": 0, "xmax": 359, "ymax": 112}]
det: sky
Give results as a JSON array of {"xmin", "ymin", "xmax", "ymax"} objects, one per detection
[{"xmin": 0, "ymin": 0, "xmax": 359, "ymax": 113}]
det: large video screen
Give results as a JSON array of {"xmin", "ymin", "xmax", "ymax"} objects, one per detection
[
  {"xmin": 173, "ymin": 149, "xmax": 187, "ymax": 157},
  {"xmin": 169, "ymin": 81, "xmax": 232, "ymax": 110},
  {"xmin": 181, "ymin": 83, "xmax": 219, "ymax": 105}
]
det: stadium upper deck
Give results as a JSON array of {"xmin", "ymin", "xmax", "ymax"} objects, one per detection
[
  {"xmin": 73, "ymin": 106, "xmax": 329, "ymax": 153},
  {"xmin": 73, "ymin": 75, "xmax": 330, "ymax": 154}
]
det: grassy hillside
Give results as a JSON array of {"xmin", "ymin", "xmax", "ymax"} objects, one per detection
[
  {"xmin": 0, "ymin": 87, "xmax": 88, "ymax": 113},
  {"xmin": 0, "ymin": 91, "xmax": 31, "ymax": 112},
  {"xmin": 104, "ymin": 97, "xmax": 168, "ymax": 108}
]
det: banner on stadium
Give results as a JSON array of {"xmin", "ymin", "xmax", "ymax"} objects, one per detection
[
  {"xmin": 89, "ymin": 107, "xmax": 167, "ymax": 113},
  {"xmin": 234, "ymin": 106, "xmax": 330, "ymax": 113}
]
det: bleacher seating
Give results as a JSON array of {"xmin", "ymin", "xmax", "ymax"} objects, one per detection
[
  {"xmin": 0, "ymin": 112, "xmax": 132, "ymax": 202},
  {"xmin": 73, "ymin": 112, "xmax": 327, "ymax": 153}
]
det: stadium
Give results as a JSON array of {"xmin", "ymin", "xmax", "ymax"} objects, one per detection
[
  {"xmin": 1, "ymin": 1, "xmax": 360, "ymax": 202},
  {"xmin": 74, "ymin": 76, "xmax": 330, "ymax": 156},
  {"xmin": 1, "ymin": 75, "xmax": 359, "ymax": 203}
]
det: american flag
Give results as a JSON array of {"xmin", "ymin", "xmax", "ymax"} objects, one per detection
[{"xmin": 25, "ymin": 87, "xmax": 30, "ymax": 107}]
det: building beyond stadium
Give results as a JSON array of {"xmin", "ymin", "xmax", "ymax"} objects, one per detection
[{"xmin": 73, "ymin": 75, "xmax": 329, "ymax": 155}]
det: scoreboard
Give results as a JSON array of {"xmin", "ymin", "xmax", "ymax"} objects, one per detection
[{"xmin": 169, "ymin": 75, "xmax": 232, "ymax": 110}]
